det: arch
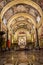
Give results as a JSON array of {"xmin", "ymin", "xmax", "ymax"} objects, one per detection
[
  {"xmin": 12, "ymin": 20, "xmax": 33, "ymax": 27},
  {"xmin": 11, "ymin": 20, "xmax": 33, "ymax": 32},
  {"xmin": 1, "ymin": 0, "xmax": 42, "ymax": 19},
  {"xmin": 7, "ymin": 13, "xmax": 36, "ymax": 28}
]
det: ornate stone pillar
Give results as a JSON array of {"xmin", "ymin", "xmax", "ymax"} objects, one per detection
[
  {"xmin": 0, "ymin": 15, "xmax": 2, "ymax": 31},
  {"xmin": 35, "ymin": 27, "xmax": 39, "ymax": 49},
  {"xmin": 6, "ymin": 28, "xmax": 9, "ymax": 47}
]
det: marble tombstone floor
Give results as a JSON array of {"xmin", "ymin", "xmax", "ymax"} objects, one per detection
[{"xmin": 0, "ymin": 50, "xmax": 43, "ymax": 65}]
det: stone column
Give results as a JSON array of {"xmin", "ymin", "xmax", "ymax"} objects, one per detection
[
  {"xmin": 0, "ymin": 22, "xmax": 1, "ymax": 31},
  {"xmin": 6, "ymin": 28, "xmax": 9, "ymax": 47},
  {"xmin": 0, "ymin": 15, "xmax": 2, "ymax": 31},
  {"xmin": 35, "ymin": 28, "xmax": 39, "ymax": 49}
]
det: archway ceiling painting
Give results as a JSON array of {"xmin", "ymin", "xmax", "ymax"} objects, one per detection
[{"xmin": 0, "ymin": 0, "xmax": 43, "ymax": 34}]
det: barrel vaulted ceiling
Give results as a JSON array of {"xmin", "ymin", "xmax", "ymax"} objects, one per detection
[{"xmin": 0, "ymin": 0, "xmax": 43, "ymax": 35}]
